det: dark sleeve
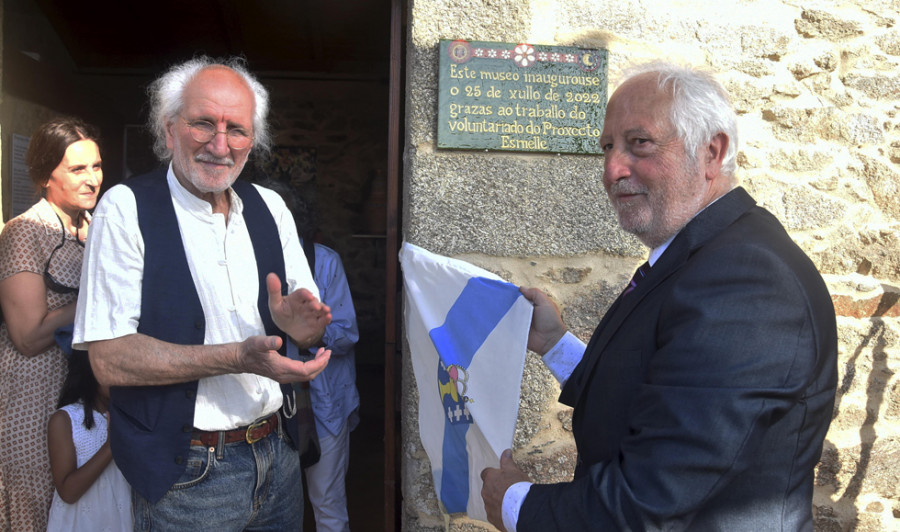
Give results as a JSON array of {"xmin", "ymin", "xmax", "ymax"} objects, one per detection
[{"xmin": 520, "ymin": 240, "xmax": 828, "ymax": 531}]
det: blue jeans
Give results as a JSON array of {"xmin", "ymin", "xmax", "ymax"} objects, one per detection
[{"xmin": 132, "ymin": 426, "xmax": 303, "ymax": 531}]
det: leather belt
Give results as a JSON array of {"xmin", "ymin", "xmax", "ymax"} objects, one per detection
[{"xmin": 191, "ymin": 413, "xmax": 279, "ymax": 446}]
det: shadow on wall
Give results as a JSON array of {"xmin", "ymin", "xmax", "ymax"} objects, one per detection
[{"xmin": 815, "ymin": 288, "xmax": 898, "ymax": 530}]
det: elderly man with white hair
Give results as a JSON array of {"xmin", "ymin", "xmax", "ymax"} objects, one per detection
[
  {"xmin": 74, "ymin": 56, "xmax": 331, "ymax": 530},
  {"xmin": 482, "ymin": 62, "xmax": 838, "ymax": 532}
]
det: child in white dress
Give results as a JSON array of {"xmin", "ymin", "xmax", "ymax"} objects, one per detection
[{"xmin": 46, "ymin": 351, "xmax": 131, "ymax": 531}]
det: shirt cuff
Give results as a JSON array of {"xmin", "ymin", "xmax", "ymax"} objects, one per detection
[
  {"xmin": 541, "ymin": 331, "xmax": 587, "ymax": 385},
  {"xmin": 502, "ymin": 481, "xmax": 532, "ymax": 532}
]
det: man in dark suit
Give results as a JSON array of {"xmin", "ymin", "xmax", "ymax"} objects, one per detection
[{"xmin": 481, "ymin": 62, "xmax": 838, "ymax": 531}]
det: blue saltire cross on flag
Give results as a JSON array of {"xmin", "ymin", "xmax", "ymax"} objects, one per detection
[{"xmin": 400, "ymin": 242, "xmax": 532, "ymax": 522}]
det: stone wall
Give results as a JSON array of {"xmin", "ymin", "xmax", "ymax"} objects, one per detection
[{"xmin": 402, "ymin": 1, "xmax": 900, "ymax": 530}]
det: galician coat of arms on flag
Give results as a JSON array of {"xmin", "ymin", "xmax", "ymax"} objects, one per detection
[{"xmin": 399, "ymin": 242, "xmax": 532, "ymax": 522}]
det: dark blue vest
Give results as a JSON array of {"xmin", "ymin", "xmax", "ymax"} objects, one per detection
[{"xmin": 111, "ymin": 169, "xmax": 298, "ymax": 503}]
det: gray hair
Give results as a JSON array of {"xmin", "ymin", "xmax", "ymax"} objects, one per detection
[
  {"xmin": 624, "ymin": 62, "xmax": 738, "ymax": 180},
  {"xmin": 147, "ymin": 56, "xmax": 272, "ymax": 161}
]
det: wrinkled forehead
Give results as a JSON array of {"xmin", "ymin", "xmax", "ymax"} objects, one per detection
[
  {"xmin": 603, "ymin": 75, "xmax": 675, "ymax": 135},
  {"xmin": 180, "ymin": 66, "xmax": 256, "ymax": 121}
]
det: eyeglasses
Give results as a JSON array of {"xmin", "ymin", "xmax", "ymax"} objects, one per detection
[
  {"xmin": 181, "ymin": 117, "xmax": 253, "ymax": 149},
  {"xmin": 44, "ymin": 213, "xmax": 82, "ymax": 295}
]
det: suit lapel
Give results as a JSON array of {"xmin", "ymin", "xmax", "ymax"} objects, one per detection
[
  {"xmin": 559, "ymin": 187, "xmax": 758, "ymax": 407},
  {"xmin": 559, "ymin": 259, "xmax": 673, "ymax": 405}
]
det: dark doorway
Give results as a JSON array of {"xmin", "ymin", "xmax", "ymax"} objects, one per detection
[{"xmin": 2, "ymin": 0, "xmax": 398, "ymax": 529}]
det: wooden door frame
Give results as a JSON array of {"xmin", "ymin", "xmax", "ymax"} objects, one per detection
[{"xmin": 384, "ymin": 0, "xmax": 404, "ymax": 529}]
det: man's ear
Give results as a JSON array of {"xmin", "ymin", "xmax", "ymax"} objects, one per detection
[
  {"xmin": 704, "ymin": 132, "xmax": 729, "ymax": 181},
  {"xmin": 164, "ymin": 120, "xmax": 176, "ymax": 152}
]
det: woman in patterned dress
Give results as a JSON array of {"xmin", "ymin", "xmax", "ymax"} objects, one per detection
[{"xmin": 0, "ymin": 117, "xmax": 103, "ymax": 532}]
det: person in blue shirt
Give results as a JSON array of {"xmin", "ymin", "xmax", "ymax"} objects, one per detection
[{"xmin": 259, "ymin": 177, "xmax": 360, "ymax": 532}]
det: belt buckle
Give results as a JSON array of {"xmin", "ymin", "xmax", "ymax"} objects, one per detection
[{"xmin": 245, "ymin": 418, "xmax": 268, "ymax": 444}]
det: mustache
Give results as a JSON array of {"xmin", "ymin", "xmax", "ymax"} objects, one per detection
[
  {"xmin": 608, "ymin": 181, "xmax": 649, "ymax": 197},
  {"xmin": 194, "ymin": 153, "xmax": 235, "ymax": 167}
]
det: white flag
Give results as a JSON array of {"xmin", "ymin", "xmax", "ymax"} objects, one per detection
[{"xmin": 399, "ymin": 242, "xmax": 532, "ymax": 521}]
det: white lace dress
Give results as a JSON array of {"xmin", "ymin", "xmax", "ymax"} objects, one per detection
[{"xmin": 45, "ymin": 403, "xmax": 132, "ymax": 532}]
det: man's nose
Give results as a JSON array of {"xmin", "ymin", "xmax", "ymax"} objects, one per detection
[
  {"xmin": 206, "ymin": 130, "xmax": 231, "ymax": 156},
  {"xmin": 603, "ymin": 148, "xmax": 631, "ymax": 186}
]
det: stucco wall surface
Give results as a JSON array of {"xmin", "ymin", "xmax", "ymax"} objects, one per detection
[{"xmin": 402, "ymin": 1, "xmax": 900, "ymax": 530}]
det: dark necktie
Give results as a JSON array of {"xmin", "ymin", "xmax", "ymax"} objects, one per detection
[{"xmin": 623, "ymin": 261, "xmax": 650, "ymax": 296}]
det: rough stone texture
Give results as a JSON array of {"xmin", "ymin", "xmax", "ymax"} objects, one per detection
[
  {"xmin": 769, "ymin": 147, "xmax": 835, "ymax": 172},
  {"xmin": 809, "ymin": 224, "xmax": 900, "ymax": 281},
  {"xmin": 762, "ymin": 104, "xmax": 852, "ymax": 144},
  {"xmin": 795, "ymin": 9, "xmax": 864, "ymax": 40},
  {"xmin": 560, "ymin": 280, "xmax": 619, "ymax": 341},
  {"xmin": 403, "ymin": 1, "xmax": 900, "ymax": 530},
  {"xmin": 406, "ymin": 152, "xmax": 632, "ymax": 256},
  {"xmin": 515, "ymin": 440, "xmax": 577, "ymax": 484},
  {"xmin": 512, "ymin": 352, "xmax": 559, "ymax": 449},
  {"xmin": 833, "ymin": 293, "xmax": 900, "ymax": 319},
  {"xmin": 843, "ymin": 73, "xmax": 900, "ymax": 101},
  {"xmin": 743, "ymin": 176, "xmax": 848, "ymax": 232},
  {"xmin": 856, "ymin": 154, "xmax": 900, "ymax": 221},
  {"xmin": 877, "ymin": 31, "xmax": 900, "ymax": 56},
  {"xmin": 538, "ymin": 265, "xmax": 592, "ymax": 284}
]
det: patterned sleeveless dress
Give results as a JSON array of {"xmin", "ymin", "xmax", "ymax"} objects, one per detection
[{"xmin": 0, "ymin": 199, "xmax": 87, "ymax": 531}]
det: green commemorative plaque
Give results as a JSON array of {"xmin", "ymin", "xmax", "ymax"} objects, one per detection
[{"xmin": 438, "ymin": 39, "xmax": 608, "ymax": 154}]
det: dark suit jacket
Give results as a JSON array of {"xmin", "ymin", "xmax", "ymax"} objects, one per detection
[{"xmin": 520, "ymin": 187, "xmax": 838, "ymax": 531}]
